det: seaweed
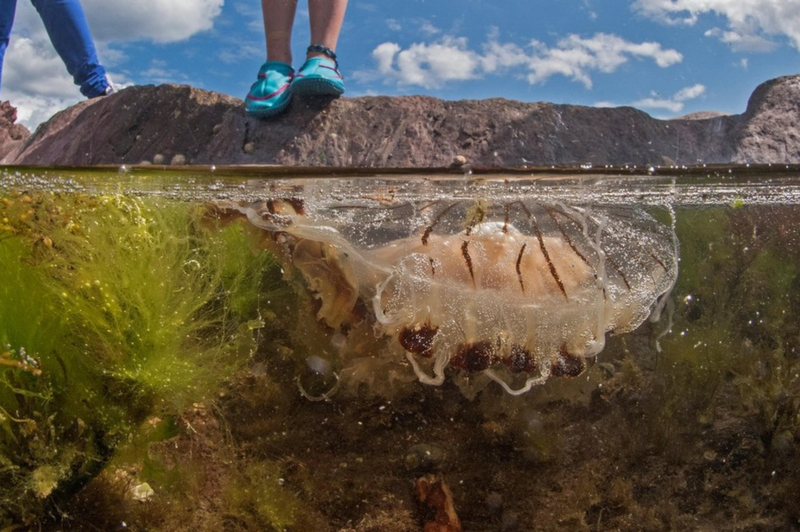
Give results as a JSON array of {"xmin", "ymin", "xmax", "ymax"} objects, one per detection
[{"xmin": 0, "ymin": 191, "xmax": 279, "ymax": 527}]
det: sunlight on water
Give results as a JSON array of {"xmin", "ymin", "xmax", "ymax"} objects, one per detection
[{"xmin": 2, "ymin": 165, "xmax": 800, "ymax": 532}]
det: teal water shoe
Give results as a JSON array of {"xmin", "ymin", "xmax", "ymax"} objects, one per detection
[
  {"xmin": 245, "ymin": 61, "xmax": 294, "ymax": 118},
  {"xmin": 291, "ymin": 57, "xmax": 345, "ymax": 97}
]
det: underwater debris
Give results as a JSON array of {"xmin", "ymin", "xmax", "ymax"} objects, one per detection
[
  {"xmin": 211, "ymin": 194, "xmax": 678, "ymax": 395},
  {"xmin": 415, "ymin": 474, "xmax": 462, "ymax": 532}
]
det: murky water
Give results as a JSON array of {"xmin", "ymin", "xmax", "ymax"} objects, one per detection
[{"xmin": 2, "ymin": 165, "xmax": 800, "ymax": 532}]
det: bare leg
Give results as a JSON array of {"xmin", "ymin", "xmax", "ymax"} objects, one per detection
[
  {"xmin": 307, "ymin": 0, "xmax": 348, "ymax": 59},
  {"xmin": 262, "ymin": 0, "xmax": 298, "ymax": 64}
]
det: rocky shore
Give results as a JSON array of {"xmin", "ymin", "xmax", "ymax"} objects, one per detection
[{"xmin": 2, "ymin": 74, "xmax": 799, "ymax": 167}]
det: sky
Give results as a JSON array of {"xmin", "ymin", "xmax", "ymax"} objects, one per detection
[{"xmin": 1, "ymin": 0, "xmax": 799, "ymax": 130}]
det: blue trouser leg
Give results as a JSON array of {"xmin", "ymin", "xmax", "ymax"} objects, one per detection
[
  {"xmin": 30, "ymin": 0, "xmax": 108, "ymax": 98},
  {"xmin": 0, "ymin": 0, "xmax": 18, "ymax": 92}
]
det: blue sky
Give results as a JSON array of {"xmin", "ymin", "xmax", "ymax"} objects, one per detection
[{"xmin": 2, "ymin": 0, "xmax": 799, "ymax": 129}]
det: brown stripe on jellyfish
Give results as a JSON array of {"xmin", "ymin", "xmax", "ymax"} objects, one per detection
[
  {"xmin": 605, "ymin": 255, "xmax": 632, "ymax": 291},
  {"xmin": 516, "ymin": 243, "xmax": 527, "ymax": 294},
  {"xmin": 545, "ymin": 206, "xmax": 595, "ymax": 274},
  {"xmin": 461, "ymin": 240, "xmax": 476, "ymax": 287},
  {"xmin": 421, "ymin": 201, "xmax": 461, "ymax": 245},
  {"xmin": 532, "ymin": 220, "xmax": 568, "ymax": 299},
  {"xmin": 649, "ymin": 250, "xmax": 669, "ymax": 273}
]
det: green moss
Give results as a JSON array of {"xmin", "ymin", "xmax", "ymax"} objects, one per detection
[
  {"xmin": 0, "ymin": 191, "xmax": 283, "ymax": 527},
  {"xmin": 222, "ymin": 460, "xmax": 301, "ymax": 531}
]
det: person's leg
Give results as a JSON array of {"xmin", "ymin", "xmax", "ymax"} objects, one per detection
[
  {"xmin": 0, "ymin": 0, "xmax": 18, "ymax": 92},
  {"xmin": 245, "ymin": 0, "xmax": 298, "ymax": 117},
  {"xmin": 292, "ymin": 0, "xmax": 348, "ymax": 96},
  {"xmin": 307, "ymin": 0, "xmax": 347, "ymax": 59},
  {"xmin": 30, "ymin": 0, "xmax": 110, "ymax": 98},
  {"xmin": 263, "ymin": 0, "xmax": 297, "ymax": 64}
]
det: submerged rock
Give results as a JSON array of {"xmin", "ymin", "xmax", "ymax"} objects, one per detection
[{"xmin": 2, "ymin": 75, "xmax": 800, "ymax": 166}]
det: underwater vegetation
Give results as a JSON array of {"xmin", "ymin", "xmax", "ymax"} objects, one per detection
[{"xmin": 0, "ymin": 190, "xmax": 280, "ymax": 527}]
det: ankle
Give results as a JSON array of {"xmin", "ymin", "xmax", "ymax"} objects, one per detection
[
  {"xmin": 267, "ymin": 54, "xmax": 292, "ymax": 65},
  {"xmin": 306, "ymin": 44, "xmax": 337, "ymax": 65}
]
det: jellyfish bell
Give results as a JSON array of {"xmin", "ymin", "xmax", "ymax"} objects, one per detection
[
  {"xmin": 211, "ymin": 196, "xmax": 678, "ymax": 396},
  {"xmin": 369, "ymin": 218, "xmax": 611, "ymax": 392}
]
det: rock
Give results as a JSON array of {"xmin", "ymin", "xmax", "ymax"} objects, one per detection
[
  {"xmin": 131, "ymin": 482, "xmax": 155, "ymax": 502},
  {"xmin": 415, "ymin": 474, "xmax": 462, "ymax": 532},
  {"xmin": 0, "ymin": 101, "xmax": 30, "ymax": 161},
  {"xmin": 405, "ymin": 443, "xmax": 449, "ymax": 472},
  {"xmin": 2, "ymin": 76, "xmax": 800, "ymax": 167},
  {"xmin": 450, "ymin": 155, "xmax": 468, "ymax": 168},
  {"xmin": 733, "ymin": 75, "xmax": 800, "ymax": 163}
]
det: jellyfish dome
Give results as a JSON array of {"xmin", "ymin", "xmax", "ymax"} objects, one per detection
[{"xmin": 214, "ymin": 189, "xmax": 678, "ymax": 395}]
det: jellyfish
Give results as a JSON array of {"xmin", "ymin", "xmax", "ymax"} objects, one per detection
[{"xmin": 212, "ymin": 192, "xmax": 678, "ymax": 396}]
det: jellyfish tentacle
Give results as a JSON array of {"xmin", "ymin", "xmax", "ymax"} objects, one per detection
[
  {"xmin": 406, "ymin": 352, "xmax": 445, "ymax": 386},
  {"xmin": 483, "ymin": 368, "xmax": 549, "ymax": 396},
  {"xmin": 296, "ymin": 372, "xmax": 341, "ymax": 402}
]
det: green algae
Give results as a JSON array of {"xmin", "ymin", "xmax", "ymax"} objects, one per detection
[
  {"xmin": 222, "ymin": 460, "xmax": 301, "ymax": 531},
  {"xmin": 0, "ymin": 191, "xmax": 282, "ymax": 527}
]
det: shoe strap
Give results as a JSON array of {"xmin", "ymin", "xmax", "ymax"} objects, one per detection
[{"xmin": 307, "ymin": 44, "xmax": 338, "ymax": 68}]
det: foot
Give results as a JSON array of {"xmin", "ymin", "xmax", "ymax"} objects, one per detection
[
  {"xmin": 245, "ymin": 61, "xmax": 294, "ymax": 118},
  {"xmin": 291, "ymin": 57, "xmax": 345, "ymax": 97}
]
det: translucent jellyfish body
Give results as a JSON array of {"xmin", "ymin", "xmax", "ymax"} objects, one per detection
[{"xmin": 215, "ymin": 193, "xmax": 678, "ymax": 395}]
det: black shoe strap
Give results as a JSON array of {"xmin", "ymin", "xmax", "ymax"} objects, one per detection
[{"xmin": 307, "ymin": 44, "xmax": 338, "ymax": 67}]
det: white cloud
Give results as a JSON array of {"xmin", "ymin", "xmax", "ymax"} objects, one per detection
[
  {"xmin": 373, "ymin": 43, "xmax": 402, "ymax": 74},
  {"xmin": 479, "ymin": 40, "xmax": 529, "ymax": 73},
  {"xmin": 526, "ymin": 33, "xmax": 682, "ymax": 88},
  {"xmin": 704, "ymin": 28, "xmax": 777, "ymax": 52},
  {"xmin": 632, "ymin": 83, "xmax": 706, "ymax": 113},
  {"xmin": 367, "ymin": 37, "xmax": 480, "ymax": 89},
  {"xmin": 2, "ymin": 38, "xmax": 78, "ymax": 99},
  {"xmin": 359, "ymin": 32, "xmax": 682, "ymax": 90},
  {"xmin": 420, "ymin": 22, "xmax": 442, "ymax": 37},
  {"xmin": 674, "ymin": 83, "xmax": 706, "ymax": 101},
  {"xmin": 632, "ymin": 0, "xmax": 800, "ymax": 52},
  {"xmin": 10, "ymin": 0, "xmax": 222, "ymax": 44},
  {"xmin": 1, "ymin": 38, "xmax": 80, "ymax": 129},
  {"xmin": 83, "ymin": 0, "xmax": 224, "ymax": 43}
]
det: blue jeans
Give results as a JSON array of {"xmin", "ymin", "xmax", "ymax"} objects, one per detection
[{"xmin": 0, "ymin": 0, "xmax": 108, "ymax": 98}]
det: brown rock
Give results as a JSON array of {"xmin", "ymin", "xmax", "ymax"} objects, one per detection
[
  {"xmin": 732, "ymin": 75, "xmax": 800, "ymax": 163},
  {"xmin": 0, "ymin": 101, "xmax": 30, "ymax": 161},
  {"xmin": 415, "ymin": 474, "xmax": 462, "ymax": 532},
  {"xmin": 2, "ymin": 76, "xmax": 799, "ymax": 167}
]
